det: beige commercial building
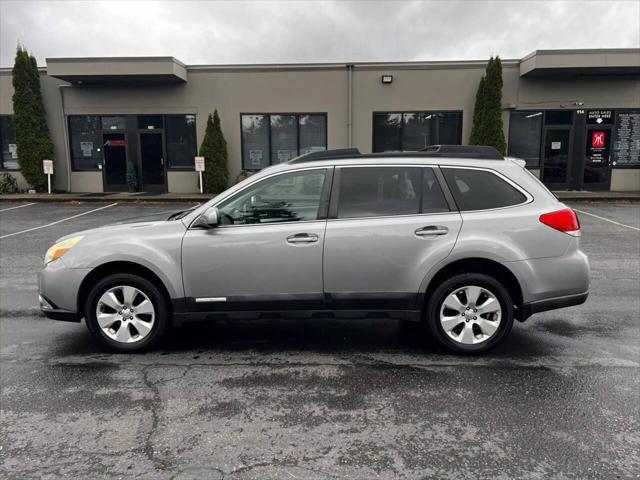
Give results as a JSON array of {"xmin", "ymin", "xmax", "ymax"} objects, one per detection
[{"xmin": 0, "ymin": 48, "xmax": 638, "ymax": 193}]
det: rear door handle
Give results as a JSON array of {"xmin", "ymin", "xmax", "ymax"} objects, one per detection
[
  {"xmin": 415, "ymin": 226, "xmax": 449, "ymax": 237},
  {"xmin": 286, "ymin": 233, "xmax": 319, "ymax": 244}
]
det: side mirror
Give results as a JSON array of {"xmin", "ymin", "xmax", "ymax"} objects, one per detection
[{"xmin": 194, "ymin": 207, "xmax": 220, "ymax": 228}]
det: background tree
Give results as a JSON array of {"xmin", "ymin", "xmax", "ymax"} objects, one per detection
[
  {"xmin": 469, "ymin": 56, "xmax": 506, "ymax": 154},
  {"xmin": 198, "ymin": 110, "xmax": 229, "ymax": 193},
  {"xmin": 12, "ymin": 46, "xmax": 54, "ymax": 190}
]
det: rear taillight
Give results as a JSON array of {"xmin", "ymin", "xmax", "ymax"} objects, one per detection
[{"xmin": 539, "ymin": 208, "xmax": 581, "ymax": 236}]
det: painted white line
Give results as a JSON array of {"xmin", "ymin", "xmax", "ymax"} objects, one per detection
[
  {"xmin": 573, "ymin": 208, "xmax": 640, "ymax": 232},
  {"xmin": 0, "ymin": 202, "xmax": 36, "ymax": 213},
  {"xmin": 0, "ymin": 203, "xmax": 119, "ymax": 239}
]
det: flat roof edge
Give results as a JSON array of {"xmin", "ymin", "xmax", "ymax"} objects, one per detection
[{"xmin": 46, "ymin": 56, "xmax": 187, "ymax": 67}]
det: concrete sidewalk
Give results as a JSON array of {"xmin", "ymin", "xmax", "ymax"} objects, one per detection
[{"xmin": 1, "ymin": 190, "xmax": 639, "ymax": 203}]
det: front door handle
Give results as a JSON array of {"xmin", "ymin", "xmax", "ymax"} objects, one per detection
[
  {"xmin": 415, "ymin": 226, "xmax": 449, "ymax": 237},
  {"xmin": 286, "ymin": 233, "xmax": 319, "ymax": 244}
]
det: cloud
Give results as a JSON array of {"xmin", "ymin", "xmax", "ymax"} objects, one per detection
[{"xmin": 1, "ymin": 0, "xmax": 638, "ymax": 67}]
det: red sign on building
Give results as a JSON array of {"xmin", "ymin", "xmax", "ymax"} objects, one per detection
[{"xmin": 592, "ymin": 131, "xmax": 606, "ymax": 149}]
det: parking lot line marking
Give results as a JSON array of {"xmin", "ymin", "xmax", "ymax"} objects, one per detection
[
  {"xmin": 573, "ymin": 208, "xmax": 640, "ymax": 232},
  {"xmin": 0, "ymin": 202, "xmax": 36, "ymax": 212},
  {"xmin": 0, "ymin": 202, "xmax": 119, "ymax": 239}
]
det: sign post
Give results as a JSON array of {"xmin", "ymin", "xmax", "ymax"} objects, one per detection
[
  {"xmin": 43, "ymin": 159, "xmax": 54, "ymax": 194},
  {"xmin": 194, "ymin": 156, "xmax": 205, "ymax": 194}
]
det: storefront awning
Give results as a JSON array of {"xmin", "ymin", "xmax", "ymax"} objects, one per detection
[
  {"xmin": 520, "ymin": 49, "xmax": 640, "ymax": 77},
  {"xmin": 46, "ymin": 57, "xmax": 187, "ymax": 85}
]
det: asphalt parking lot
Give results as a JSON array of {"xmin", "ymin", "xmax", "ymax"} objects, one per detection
[{"xmin": 1, "ymin": 201, "xmax": 638, "ymax": 479}]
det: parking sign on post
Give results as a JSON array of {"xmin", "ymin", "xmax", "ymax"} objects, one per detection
[
  {"xmin": 43, "ymin": 160, "xmax": 53, "ymax": 194},
  {"xmin": 195, "ymin": 156, "xmax": 205, "ymax": 194}
]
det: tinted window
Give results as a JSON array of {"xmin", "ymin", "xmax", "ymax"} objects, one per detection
[
  {"xmin": 242, "ymin": 114, "xmax": 270, "ymax": 170},
  {"xmin": 270, "ymin": 114, "xmax": 297, "ymax": 163},
  {"xmin": 338, "ymin": 167, "xmax": 421, "ymax": 218},
  {"xmin": 299, "ymin": 114, "xmax": 326, "ymax": 155},
  {"xmin": 373, "ymin": 112, "xmax": 463, "ymax": 152},
  {"xmin": 68, "ymin": 115, "xmax": 102, "ymax": 171},
  {"xmin": 544, "ymin": 110, "xmax": 573, "ymax": 125},
  {"xmin": 218, "ymin": 169, "xmax": 326, "ymax": 225},
  {"xmin": 0, "ymin": 116, "xmax": 18, "ymax": 170},
  {"xmin": 442, "ymin": 168, "xmax": 526, "ymax": 211},
  {"xmin": 137, "ymin": 115, "xmax": 163, "ymax": 130},
  {"xmin": 165, "ymin": 115, "xmax": 197, "ymax": 168},
  {"xmin": 101, "ymin": 116, "xmax": 126, "ymax": 130},
  {"xmin": 422, "ymin": 168, "xmax": 450, "ymax": 213},
  {"xmin": 508, "ymin": 111, "xmax": 543, "ymax": 168}
]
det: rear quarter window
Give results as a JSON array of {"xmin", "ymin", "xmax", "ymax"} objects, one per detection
[{"xmin": 442, "ymin": 167, "xmax": 527, "ymax": 211}]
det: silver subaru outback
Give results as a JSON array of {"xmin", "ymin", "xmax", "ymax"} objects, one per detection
[{"xmin": 39, "ymin": 145, "xmax": 589, "ymax": 354}]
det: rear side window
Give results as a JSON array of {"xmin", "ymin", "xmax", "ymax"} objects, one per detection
[
  {"xmin": 422, "ymin": 168, "xmax": 450, "ymax": 213},
  {"xmin": 442, "ymin": 168, "xmax": 526, "ymax": 211},
  {"xmin": 338, "ymin": 167, "xmax": 421, "ymax": 218}
]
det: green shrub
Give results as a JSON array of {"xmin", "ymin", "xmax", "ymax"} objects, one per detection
[
  {"xmin": 0, "ymin": 173, "xmax": 19, "ymax": 194},
  {"xmin": 469, "ymin": 56, "xmax": 506, "ymax": 155},
  {"xmin": 126, "ymin": 161, "xmax": 138, "ymax": 192},
  {"xmin": 12, "ymin": 46, "xmax": 54, "ymax": 190},
  {"xmin": 234, "ymin": 170, "xmax": 255, "ymax": 184},
  {"xmin": 198, "ymin": 110, "xmax": 229, "ymax": 194}
]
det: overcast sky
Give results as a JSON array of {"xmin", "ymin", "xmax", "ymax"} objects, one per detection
[{"xmin": 1, "ymin": 0, "xmax": 638, "ymax": 67}]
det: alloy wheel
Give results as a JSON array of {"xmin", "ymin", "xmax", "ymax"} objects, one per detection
[
  {"xmin": 439, "ymin": 285, "xmax": 502, "ymax": 345},
  {"xmin": 95, "ymin": 285, "xmax": 155, "ymax": 343}
]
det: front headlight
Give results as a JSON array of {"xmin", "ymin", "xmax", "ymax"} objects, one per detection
[{"xmin": 44, "ymin": 236, "xmax": 84, "ymax": 265}]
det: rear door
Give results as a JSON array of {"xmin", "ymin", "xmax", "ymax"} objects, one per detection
[{"xmin": 322, "ymin": 165, "xmax": 462, "ymax": 310}]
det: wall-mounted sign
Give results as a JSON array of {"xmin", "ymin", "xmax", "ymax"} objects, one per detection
[
  {"xmin": 194, "ymin": 156, "xmax": 205, "ymax": 172},
  {"xmin": 249, "ymin": 150, "xmax": 263, "ymax": 167},
  {"xmin": 587, "ymin": 110, "xmax": 613, "ymax": 125},
  {"xmin": 80, "ymin": 141, "xmax": 94, "ymax": 157},
  {"xmin": 8, "ymin": 143, "xmax": 17, "ymax": 159},
  {"xmin": 586, "ymin": 129, "xmax": 611, "ymax": 164},
  {"xmin": 104, "ymin": 139, "xmax": 126, "ymax": 147},
  {"xmin": 42, "ymin": 159, "xmax": 53, "ymax": 174},
  {"xmin": 551, "ymin": 141, "xmax": 561, "ymax": 150},
  {"xmin": 612, "ymin": 110, "xmax": 640, "ymax": 165},
  {"xmin": 277, "ymin": 150, "xmax": 291, "ymax": 163}
]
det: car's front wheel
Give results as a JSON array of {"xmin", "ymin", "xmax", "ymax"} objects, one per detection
[
  {"xmin": 85, "ymin": 273, "xmax": 169, "ymax": 352},
  {"xmin": 426, "ymin": 273, "xmax": 514, "ymax": 354}
]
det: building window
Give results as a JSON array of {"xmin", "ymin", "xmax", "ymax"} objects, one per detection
[
  {"xmin": 508, "ymin": 111, "xmax": 543, "ymax": 168},
  {"xmin": 372, "ymin": 112, "xmax": 462, "ymax": 153},
  {"xmin": 68, "ymin": 115, "xmax": 103, "ymax": 171},
  {"xmin": 165, "ymin": 114, "xmax": 197, "ymax": 169},
  {"xmin": 0, "ymin": 116, "xmax": 19, "ymax": 170},
  {"xmin": 241, "ymin": 113, "xmax": 327, "ymax": 170},
  {"xmin": 613, "ymin": 109, "xmax": 640, "ymax": 166}
]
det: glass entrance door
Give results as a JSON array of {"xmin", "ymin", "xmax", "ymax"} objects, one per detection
[
  {"xmin": 103, "ymin": 133, "xmax": 127, "ymax": 191},
  {"xmin": 139, "ymin": 132, "xmax": 166, "ymax": 193},
  {"xmin": 582, "ymin": 127, "xmax": 612, "ymax": 191},
  {"xmin": 542, "ymin": 128, "xmax": 572, "ymax": 190}
]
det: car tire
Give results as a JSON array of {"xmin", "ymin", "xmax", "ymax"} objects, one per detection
[
  {"xmin": 85, "ymin": 273, "xmax": 169, "ymax": 352},
  {"xmin": 426, "ymin": 273, "xmax": 514, "ymax": 354}
]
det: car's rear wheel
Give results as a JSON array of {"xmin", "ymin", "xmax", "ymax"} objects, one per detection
[
  {"xmin": 426, "ymin": 273, "xmax": 514, "ymax": 354},
  {"xmin": 85, "ymin": 273, "xmax": 169, "ymax": 352}
]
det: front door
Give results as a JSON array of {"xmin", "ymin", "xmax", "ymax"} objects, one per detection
[
  {"xmin": 181, "ymin": 168, "xmax": 331, "ymax": 311},
  {"xmin": 582, "ymin": 127, "xmax": 612, "ymax": 191},
  {"xmin": 139, "ymin": 132, "xmax": 166, "ymax": 193},
  {"xmin": 103, "ymin": 133, "xmax": 127, "ymax": 191},
  {"xmin": 542, "ymin": 128, "xmax": 572, "ymax": 190}
]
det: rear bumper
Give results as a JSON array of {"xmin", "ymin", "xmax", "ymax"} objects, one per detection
[{"xmin": 519, "ymin": 291, "xmax": 588, "ymax": 321}]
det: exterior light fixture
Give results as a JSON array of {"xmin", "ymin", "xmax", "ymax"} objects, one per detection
[{"xmin": 381, "ymin": 75, "xmax": 393, "ymax": 84}]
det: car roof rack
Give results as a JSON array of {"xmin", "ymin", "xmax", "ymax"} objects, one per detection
[
  {"xmin": 288, "ymin": 148, "xmax": 362, "ymax": 164},
  {"xmin": 287, "ymin": 145, "xmax": 504, "ymax": 164}
]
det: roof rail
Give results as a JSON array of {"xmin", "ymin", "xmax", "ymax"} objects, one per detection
[
  {"xmin": 288, "ymin": 148, "xmax": 361, "ymax": 164},
  {"xmin": 419, "ymin": 145, "xmax": 503, "ymax": 159}
]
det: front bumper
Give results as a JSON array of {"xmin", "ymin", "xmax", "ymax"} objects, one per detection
[
  {"xmin": 39, "ymin": 260, "xmax": 91, "ymax": 322},
  {"xmin": 519, "ymin": 291, "xmax": 588, "ymax": 321}
]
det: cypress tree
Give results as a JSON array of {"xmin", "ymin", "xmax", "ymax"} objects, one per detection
[
  {"xmin": 469, "ymin": 56, "xmax": 506, "ymax": 154},
  {"xmin": 199, "ymin": 110, "xmax": 229, "ymax": 193},
  {"xmin": 12, "ymin": 46, "xmax": 54, "ymax": 190}
]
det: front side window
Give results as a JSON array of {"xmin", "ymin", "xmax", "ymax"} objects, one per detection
[
  {"xmin": 508, "ymin": 111, "xmax": 543, "ymax": 168},
  {"xmin": 165, "ymin": 114, "xmax": 197, "ymax": 168},
  {"xmin": 241, "ymin": 113, "xmax": 327, "ymax": 170},
  {"xmin": 442, "ymin": 168, "xmax": 526, "ymax": 211},
  {"xmin": 373, "ymin": 112, "xmax": 463, "ymax": 153},
  {"xmin": 218, "ymin": 169, "xmax": 326, "ymax": 225},
  {"xmin": 337, "ymin": 167, "xmax": 421, "ymax": 218},
  {"xmin": 0, "ymin": 116, "xmax": 19, "ymax": 170},
  {"xmin": 68, "ymin": 115, "xmax": 102, "ymax": 171}
]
